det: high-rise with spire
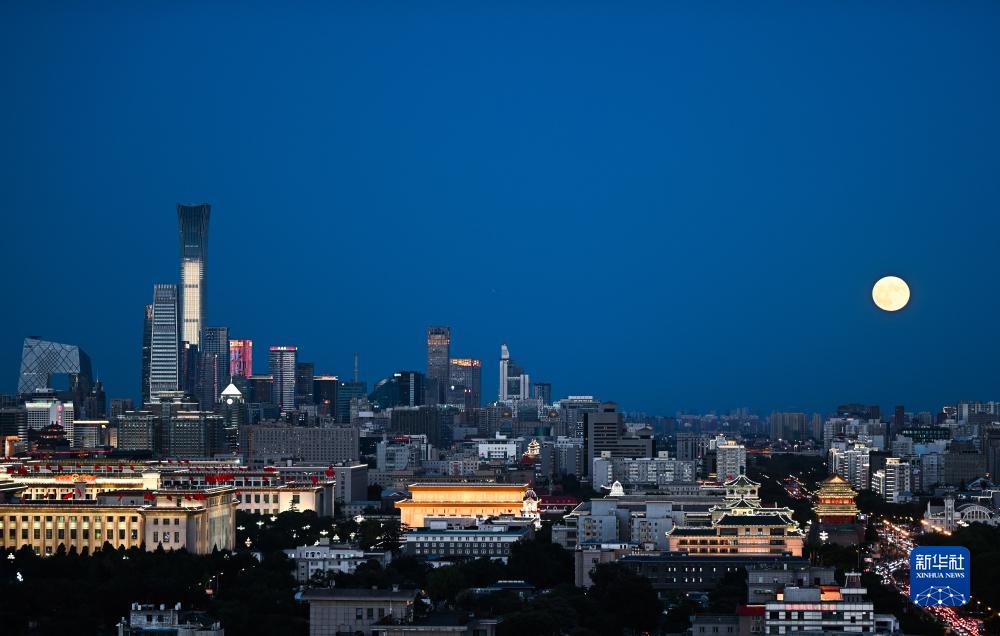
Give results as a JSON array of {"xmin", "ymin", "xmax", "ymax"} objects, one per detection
[
  {"xmin": 499, "ymin": 343, "xmax": 530, "ymax": 402},
  {"xmin": 177, "ymin": 203, "xmax": 210, "ymax": 346}
]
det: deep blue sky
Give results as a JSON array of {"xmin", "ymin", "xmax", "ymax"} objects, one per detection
[{"xmin": 2, "ymin": 2, "xmax": 999, "ymax": 415}]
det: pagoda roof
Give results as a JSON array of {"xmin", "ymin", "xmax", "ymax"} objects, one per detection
[
  {"xmin": 716, "ymin": 513, "xmax": 795, "ymax": 526},
  {"xmin": 725, "ymin": 474, "xmax": 760, "ymax": 487}
]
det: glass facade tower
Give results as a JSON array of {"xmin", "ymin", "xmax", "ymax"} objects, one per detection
[{"xmin": 177, "ymin": 203, "xmax": 210, "ymax": 346}]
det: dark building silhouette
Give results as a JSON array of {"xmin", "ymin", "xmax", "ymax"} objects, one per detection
[{"xmin": 295, "ymin": 362, "xmax": 315, "ymax": 405}]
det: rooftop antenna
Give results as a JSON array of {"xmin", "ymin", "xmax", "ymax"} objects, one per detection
[{"xmin": 353, "ymin": 352, "xmax": 359, "ymax": 383}]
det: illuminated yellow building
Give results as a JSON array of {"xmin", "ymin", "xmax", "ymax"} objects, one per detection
[
  {"xmin": 395, "ymin": 483, "xmax": 528, "ymax": 528},
  {"xmin": 0, "ymin": 487, "xmax": 236, "ymax": 556},
  {"xmin": 813, "ymin": 475, "xmax": 859, "ymax": 524},
  {"xmin": 668, "ymin": 497, "xmax": 805, "ymax": 557}
]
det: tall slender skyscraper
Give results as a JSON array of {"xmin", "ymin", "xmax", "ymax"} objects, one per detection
[
  {"xmin": 140, "ymin": 304, "xmax": 153, "ymax": 404},
  {"xmin": 177, "ymin": 203, "xmax": 210, "ymax": 346},
  {"xmin": 426, "ymin": 326, "xmax": 450, "ymax": 405},
  {"xmin": 201, "ymin": 326, "xmax": 229, "ymax": 392},
  {"xmin": 149, "ymin": 284, "xmax": 179, "ymax": 401},
  {"xmin": 268, "ymin": 346, "xmax": 297, "ymax": 412}
]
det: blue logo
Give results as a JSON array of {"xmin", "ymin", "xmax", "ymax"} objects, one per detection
[{"xmin": 909, "ymin": 546, "xmax": 970, "ymax": 606}]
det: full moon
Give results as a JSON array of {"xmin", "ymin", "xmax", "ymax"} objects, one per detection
[{"xmin": 872, "ymin": 275, "xmax": 910, "ymax": 312}]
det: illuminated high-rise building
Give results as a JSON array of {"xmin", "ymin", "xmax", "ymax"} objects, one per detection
[
  {"xmin": 149, "ymin": 284, "xmax": 180, "ymax": 401},
  {"xmin": 498, "ymin": 343, "xmax": 529, "ymax": 402},
  {"xmin": 426, "ymin": 326, "xmax": 450, "ymax": 405},
  {"xmin": 229, "ymin": 339, "xmax": 253, "ymax": 379},
  {"xmin": 268, "ymin": 346, "xmax": 297, "ymax": 412},
  {"xmin": 177, "ymin": 203, "xmax": 210, "ymax": 346}
]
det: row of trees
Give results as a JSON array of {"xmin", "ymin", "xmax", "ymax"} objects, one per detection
[{"xmin": 0, "ymin": 543, "xmax": 305, "ymax": 635}]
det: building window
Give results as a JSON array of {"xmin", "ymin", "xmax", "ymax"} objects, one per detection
[
  {"xmin": 356, "ymin": 608, "xmax": 363, "ymax": 620},
  {"xmin": 153, "ymin": 532, "xmax": 159, "ymax": 543}
]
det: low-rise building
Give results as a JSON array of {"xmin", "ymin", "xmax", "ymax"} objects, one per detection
[
  {"xmin": 402, "ymin": 523, "xmax": 532, "ymax": 562},
  {"xmin": 0, "ymin": 486, "xmax": 236, "ymax": 555},
  {"xmin": 300, "ymin": 588, "xmax": 415, "ymax": 636},
  {"xmin": 284, "ymin": 538, "xmax": 393, "ymax": 583},
  {"xmin": 118, "ymin": 602, "xmax": 223, "ymax": 635},
  {"xmin": 395, "ymin": 483, "xmax": 529, "ymax": 528},
  {"xmin": 764, "ymin": 573, "xmax": 876, "ymax": 634}
]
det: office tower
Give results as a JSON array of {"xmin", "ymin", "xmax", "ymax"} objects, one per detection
[
  {"xmin": 295, "ymin": 362, "xmax": 315, "ymax": 405},
  {"xmin": 149, "ymin": 284, "xmax": 180, "ymax": 401},
  {"xmin": 109, "ymin": 398, "xmax": 134, "ymax": 420},
  {"xmin": 313, "ymin": 375, "xmax": 338, "ymax": 417},
  {"xmin": 179, "ymin": 341, "xmax": 198, "ymax": 398},
  {"xmin": 559, "ymin": 395, "xmax": 600, "ymax": 438},
  {"xmin": 268, "ymin": 346, "xmax": 297, "ymax": 412},
  {"xmin": 532, "ymin": 382, "xmax": 552, "ymax": 405},
  {"xmin": 229, "ymin": 339, "xmax": 253, "ymax": 379},
  {"xmin": 498, "ymin": 343, "xmax": 530, "ymax": 401},
  {"xmin": 195, "ymin": 351, "xmax": 218, "ymax": 408},
  {"xmin": 82, "ymin": 379, "xmax": 106, "ymax": 419},
  {"xmin": 141, "ymin": 304, "xmax": 153, "ymax": 404},
  {"xmin": 426, "ymin": 326, "xmax": 450, "ymax": 405},
  {"xmin": 336, "ymin": 380, "xmax": 367, "ymax": 423},
  {"xmin": 200, "ymin": 326, "xmax": 229, "ymax": 391},
  {"xmin": 17, "ymin": 337, "xmax": 93, "ymax": 397},
  {"xmin": 177, "ymin": 203, "xmax": 210, "ymax": 346},
  {"xmin": 447, "ymin": 358, "xmax": 482, "ymax": 408},
  {"xmin": 246, "ymin": 375, "xmax": 274, "ymax": 404},
  {"xmin": 582, "ymin": 402, "xmax": 653, "ymax": 477},
  {"xmin": 370, "ymin": 371, "xmax": 425, "ymax": 410},
  {"xmin": 390, "ymin": 406, "xmax": 442, "ymax": 447}
]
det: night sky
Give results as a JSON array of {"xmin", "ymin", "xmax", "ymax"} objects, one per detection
[{"xmin": 3, "ymin": 1, "xmax": 999, "ymax": 415}]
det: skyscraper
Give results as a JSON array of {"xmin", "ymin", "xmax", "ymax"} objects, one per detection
[
  {"xmin": 426, "ymin": 326, "xmax": 450, "ymax": 405},
  {"xmin": 532, "ymin": 382, "xmax": 552, "ymax": 405},
  {"xmin": 177, "ymin": 203, "xmax": 210, "ymax": 347},
  {"xmin": 17, "ymin": 337, "xmax": 92, "ymax": 397},
  {"xmin": 200, "ymin": 326, "xmax": 229, "ymax": 393},
  {"xmin": 141, "ymin": 304, "xmax": 153, "ymax": 405},
  {"xmin": 499, "ymin": 343, "xmax": 530, "ymax": 402},
  {"xmin": 149, "ymin": 284, "xmax": 180, "ymax": 401},
  {"xmin": 229, "ymin": 339, "xmax": 253, "ymax": 379},
  {"xmin": 268, "ymin": 346, "xmax": 297, "ymax": 412},
  {"xmin": 448, "ymin": 358, "xmax": 482, "ymax": 408},
  {"xmin": 295, "ymin": 362, "xmax": 315, "ymax": 405}
]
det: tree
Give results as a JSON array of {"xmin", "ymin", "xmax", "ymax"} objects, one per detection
[{"xmin": 587, "ymin": 563, "xmax": 661, "ymax": 634}]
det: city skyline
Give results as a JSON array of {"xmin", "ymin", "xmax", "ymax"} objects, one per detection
[{"xmin": 4, "ymin": 3, "xmax": 1000, "ymax": 414}]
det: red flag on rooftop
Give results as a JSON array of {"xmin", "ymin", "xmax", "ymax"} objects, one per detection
[
  {"xmin": 143, "ymin": 492, "xmax": 154, "ymax": 501},
  {"xmin": 309, "ymin": 475, "xmax": 319, "ymax": 485},
  {"xmin": 61, "ymin": 492, "xmax": 73, "ymax": 499}
]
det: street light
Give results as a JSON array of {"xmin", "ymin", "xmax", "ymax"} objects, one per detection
[{"xmin": 245, "ymin": 537, "xmax": 252, "ymax": 548}]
